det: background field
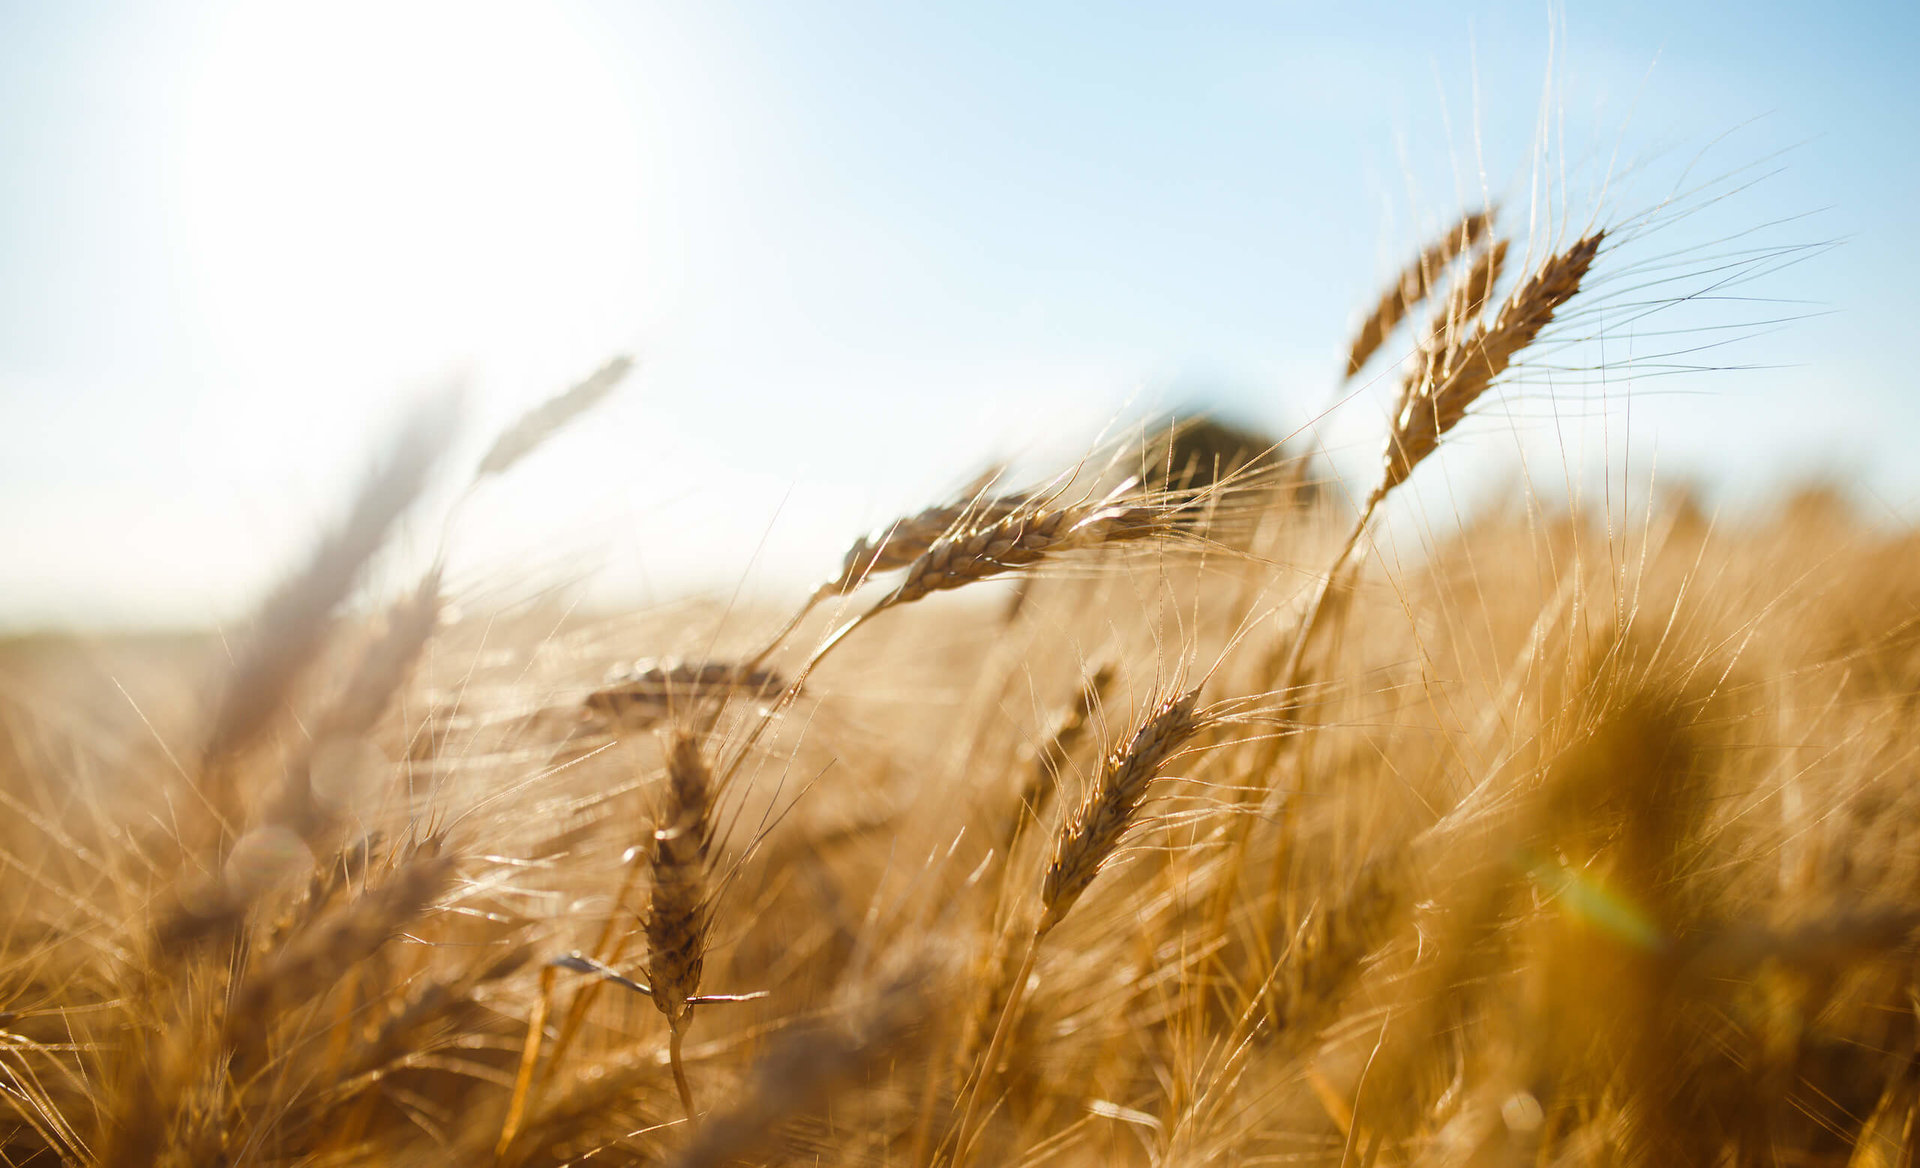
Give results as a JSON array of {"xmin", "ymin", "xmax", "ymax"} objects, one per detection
[
  {"xmin": 7, "ymin": 5, "xmax": 1920, "ymax": 1165},
  {"xmin": 8, "ymin": 206, "xmax": 1920, "ymax": 1166}
]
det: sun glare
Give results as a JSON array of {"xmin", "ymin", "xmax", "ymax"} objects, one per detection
[{"xmin": 172, "ymin": 2, "xmax": 654, "ymax": 396}]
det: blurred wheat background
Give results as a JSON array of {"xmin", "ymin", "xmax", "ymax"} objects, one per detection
[{"xmin": 6, "ymin": 2, "xmax": 1920, "ymax": 1166}]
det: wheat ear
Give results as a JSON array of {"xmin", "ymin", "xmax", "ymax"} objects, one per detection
[
  {"xmin": 205, "ymin": 398, "xmax": 451, "ymax": 780},
  {"xmin": 1379, "ymin": 232, "xmax": 1603, "ymax": 499},
  {"xmin": 1040, "ymin": 685, "xmax": 1207, "ymax": 931},
  {"xmin": 1345, "ymin": 208, "xmax": 1494, "ymax": 378},
  {"xmin": 956, "ymin": 686, "xmax": 1207, "ymax": 1163},
  {"xmin": 585, "ymin": 659, "xmax": 785, "ymax": 730},
  {"xmin": 646, "ymin": 728, "xmax": 716, "ymax": 1126},
  {"xmin": 779, "ymin": 486, "xmax": 1187, "ymax": 703},
  {"xmin": 1281, "ymin": 233, "xmax": 1604, "ymax": 692},
  {"xmin": 877, "ymin": 495, "xmax": 1176, "ymax": 614},
  {"xmin": 741, "ymin": 478, "xmax": 1027, "ymax": 670},
  {"xmin": 475, "ymin": 355, "xmax": 633, "ymax": 480},
  {"xmin": 821, "ymin": 493, "xmax": 1033, "ymax": 600},
  {"xmin": 1390, "ymin": 239, "xmax": 1512, "ymax": 429}
]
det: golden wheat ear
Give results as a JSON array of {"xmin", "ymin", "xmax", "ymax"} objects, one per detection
[
  {"xmin": 1040, "ymin": 684, "xmax": 1208, "ymax": 934},
  {"xmin": 952, "ymin": 682, "xmax": 1214, "ymax": 1162},
  {"xmin": 818, "ymin": 490, "xmax": 1035, "ymax": 601},
  {"xmin": 1345, "ymin": 207, "xmax": 1495, "ymax": 378},
  {"xmin": 644, "ymin": 728, "xmax": 715, "ymax": 1027},
  {"xmin": 1391, "ymin": 238, "xmax": 1511, "ymax": 426},
  {"xmin": 877, "ymin": 492, "xmax": 1182, "ymax": 613},
  {"xmin": 1380, "ymin": 231, "xmax": 1603, "ymax": 500}
]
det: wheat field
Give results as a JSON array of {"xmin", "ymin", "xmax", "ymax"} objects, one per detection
[{"xmin": 4, "ymin": 197, "xmax": 1914, "ymax": 1168}]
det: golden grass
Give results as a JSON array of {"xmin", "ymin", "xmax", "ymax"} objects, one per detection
[{"xmin": 2, "ymin": 198, "xmax": 1909, "ymax": 1168}]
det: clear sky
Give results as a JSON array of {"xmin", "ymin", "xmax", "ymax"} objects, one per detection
[{"xmin": 2, "ymin": 0, "xmax": 1916, "ymax": 629}]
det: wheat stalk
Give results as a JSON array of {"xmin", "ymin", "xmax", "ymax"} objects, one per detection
[
  {"xmin": 721, "ymin": 482, "xmax": 1197, "ymax": 793},
  {"xmin": 1276, "ymin": 232, "xmax": 1605, "ymax": 700}
]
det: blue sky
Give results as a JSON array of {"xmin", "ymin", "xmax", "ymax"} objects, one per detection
[{"xmin": 2, "ymin": 1, "xmax": 1916, "ymax": 628}]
